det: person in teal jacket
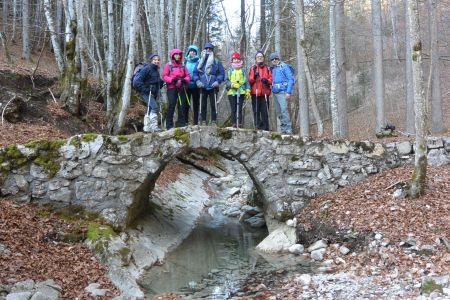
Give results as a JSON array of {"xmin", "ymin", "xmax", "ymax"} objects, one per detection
[{"xmin": 185, "ymin": 45, "xmax": 201, "ymax": 125}]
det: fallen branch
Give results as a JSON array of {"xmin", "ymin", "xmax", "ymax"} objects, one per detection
[
  {"xmin": 48, "ymin": 88, "xmax": 57, "ymax": 104},
  {"xmin": 1, "ymin": 95, "xmax": 16, "ymax": 125}
]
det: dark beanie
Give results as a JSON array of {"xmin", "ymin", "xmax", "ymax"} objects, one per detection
[
  {"xmin": 148, "ymin": 53, "xmax": 159, "ymax": 61},
  {"xmin": 255, "ymin": 50, "xmax": 264, "ymax": 59}
]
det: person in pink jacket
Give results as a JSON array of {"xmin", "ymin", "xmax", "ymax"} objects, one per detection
[{"xmin": 162, "ymin": 48, "xmax": 191, "ymax": 129}]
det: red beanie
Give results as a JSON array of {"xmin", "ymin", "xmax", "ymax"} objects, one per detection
[{"xmin": 230, "ymin": 51, "xmax": 241, "ymax": 61}]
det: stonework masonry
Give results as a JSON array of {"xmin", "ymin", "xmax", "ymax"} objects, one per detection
[{"xmin": 1, "ymin": 127, "xmax": 449, "ymax": 230}]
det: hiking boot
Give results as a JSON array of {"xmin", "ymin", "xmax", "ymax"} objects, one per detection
[
  {"xmin": 211, "ymin": 121, "xmax": 217, "ymax": 127},
  {"xmin": 201, "ymin": 121, "xmax": 207, "ymax": 126}
]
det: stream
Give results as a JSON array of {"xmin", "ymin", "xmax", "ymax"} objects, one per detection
[{"xmin": 140, "ymin": 205, "xmax": 314, "ymax": 299}]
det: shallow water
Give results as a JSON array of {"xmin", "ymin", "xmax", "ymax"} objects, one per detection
[{"xmin": 141, "ymin": 205, "xmax": 313, "ymax": 299}]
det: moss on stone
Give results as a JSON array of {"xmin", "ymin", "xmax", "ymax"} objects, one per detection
[
  {"xmin": 291, "ymin": 155, "xmax": 300, "ymax": 161},
  {"xmin": 216, "ymin": 128, "xmax": 232, "ymax": 140},
  {"xmin": 421, "ymin": 279, "xmax": 443, "ymax": 294},
  {"xmin": 81, "ymin": 133, "xmax": 98, "ymax": 143},
  {"xmin": 270, "ymin": 132, "xmax": 282, "ymax": 140},
  {"xmin": 119, "ymin": 247, "xmax": 131, "ymax": 265},
  {"xmin": 130, "ymin": 133, "xmax": 144, "ymax": 147},
  {"xmin": 276, "ymin": 209, "xmax": 293, "ymax": 222},
  {"xmin": 174, "ymin": 128, "xmax": 189, "ymax": 144},
  {"xmin": 103, "ymin": 136, "xmax": 120, "ymax": 153},
  {"xmin": 0, "ymin": 145, "xmax": 28, "ymax": 172},
  {"xmin": 54, "ymin": 205, "xmax": 100, "ymax": 222},
  {"xmin": 117, "ymin": 135, "xmax": 129, "ymax": 142},
  {"xmin": 69, "ymin": 136, "xmax": 81, "ymax": 148},
  {"xmin": 86, "ymin": 223, "xmax": 116, "ymax": 242}
]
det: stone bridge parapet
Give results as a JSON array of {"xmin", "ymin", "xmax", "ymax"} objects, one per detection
[{"xmin": 1, "ymin": 127, "xmax": 449, "ymax": 230}]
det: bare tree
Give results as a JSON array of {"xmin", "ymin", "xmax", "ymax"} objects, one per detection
[
  {"xmin": 260, "ymin": 0, "xmax": 266, "ymax": 48},
  {"xmin": 404, "ymin": 0, "xmax": 415, "ymax": 134},
  {"xmin": 22, "ymin": 0, "xmax": 30, "ymax": 60},
  {"xmin": 329, "ymin": 0, "xmax": 339, "ymax": 136},
  {"xmin": 428, "ymin": 0, "xmax": 442, "ymax": 133},
  {"xmin": 371, "ymin": 0, "xmax": 385, "ymax": 133},
  {"xmin": 43, "ymin": 0, "xmax": 65, "ymax": 74},
  {"xmin": 336, "ymin": 0, "xmax": 348, "ymax": 138},
  {"xmin": 113, "ymin": 0, "xmax": 138, "ymax": 134},
  {"xmin": 274, "ymin": 0, "xmax": 281, "ymax": 54},
  {"xmin": 389, "ymin": 0, "xmax": 399, "ymax": 60},
  {"xmin": 407, "ymin": 0, "xmax": 427, "ymax": 198}
]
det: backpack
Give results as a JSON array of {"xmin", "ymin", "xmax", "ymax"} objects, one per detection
[
  {"xmin": 169, "ymin": 61, "xmax": 185, "ymax": 74},
  {"xmin": 274, "ymin": 62, "xmax": 296, "ymax": 83},
  {"xmin": 131, "ymin": 63, "xmax": 148, "ymax": 89}
]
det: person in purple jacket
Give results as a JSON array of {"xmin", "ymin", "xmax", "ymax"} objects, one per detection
[{"xmin": 162, "ymin": 48, "xmax": 191, "ymax": 129}]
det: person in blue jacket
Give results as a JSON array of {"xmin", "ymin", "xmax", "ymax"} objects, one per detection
[
  {"xmin": 134, "ymin": 53, "xmax": 165, "ymax": 132},
  {"xmin": 269, "ymin": 52, "xmax": 293, "ymax": 134},
  {"xmin": 185, "ymin": 45, "xmax": 201, "ymax": 125},
  {"xmin": 194, "ymin": 42, "xmax": 225, "ymax": 126}
]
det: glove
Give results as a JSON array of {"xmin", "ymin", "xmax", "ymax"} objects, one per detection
[
  {"xmin": 232, "ymin": 83, "xmax": 240, "ymax": 89},
  {"xmin": 211, "ymin": 81, "xmax": 219, "ymax": 88},
  {"xmin": 172, "ymin": 77, "xmax": 178, "ymax": 84},
  {"xmin": 180, "ymin": 78, "xmax": 187, "ymax": 85},
  {"xmin": 261, "ymin": 78, "xmax": 269, "ymax": 85},
  {"xmin": 254, "ymin": 71, "xmax": 259, "ymax": 79},
  {"xmin": 176, "ymin": 80, "xmax": 183, "ymax": 88},
  {"xmin": 196, "ymin": 80, "xmax": 204, "ymax": 88},
  {"xmin": 244, "ymin": 90, "xmax": 251, "ymax": 100}
]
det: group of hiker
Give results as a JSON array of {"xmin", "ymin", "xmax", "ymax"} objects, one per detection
[{"xmin": 132, "ymin": 42, "xmax": 294, "ymax": 135}]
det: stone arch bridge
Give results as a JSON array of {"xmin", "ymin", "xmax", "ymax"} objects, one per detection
[{"xmin": 1, "ymin": 127, "xmax": 449, "ymax": 230}]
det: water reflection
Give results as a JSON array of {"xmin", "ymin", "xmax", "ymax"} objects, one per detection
[{"xmin": 141, "ymin": 205, "xmax": 268, "ymax": 299}]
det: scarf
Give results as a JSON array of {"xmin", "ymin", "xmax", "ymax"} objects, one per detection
[
  {"xmin": 231, "ymin": 61, "xmax": 243, "ymax": 69},
  {"xmin": 197, "ymin": 50, "xmax": 215, "ymax": 75}
]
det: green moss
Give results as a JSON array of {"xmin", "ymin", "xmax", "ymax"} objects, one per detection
[
  {"xmin": 86, "ymin": 223, "xmax": 116, "ymax": 242},
  {"xmin": 0, "ymin": 145, "xmax": 28, "ymax": 172},
  {"xmin": 174, "ymin": 128, "xmax": 189, "ymax": 144},
  {"xmin": 270, "ymin": 132, "xmax": 282, "ymax": 139},
  {"xmin": 117, "ymin": 135, "xmax": 129, "ymax": 142},
  {"xmin": 276, "ymin": 209, "xmax": 293, "ymax": 222},
  {"xmin": 291, "ymin": 155, "xmax": 300, "ymax": 161},
  {"xmin": 421, "ymin": 279, "xmax": 443, "ymax": 294},
  {"xmin": 36, "ymin": 209, "xmax": 51, "ymax": 218},
  {"xmin": 119, "ymin": 247, "xmax": 131, "ymax": 265},
  {"xmin": 81, "ymin": 133, "xmax": 98, "ymax": 143},
  {"xmin": 216, "ymin": 128, "xmax": 232, "ymax": 140},
  {"xmin": 69, "ymin": 136, "xmax": 81, "ymax": 148},
  {"xmin": 103, "ymin": 136, "xmax": 120, "ymax": 153},
  {"xmin": 54, "ymin": 205, "xmax": 100, "ymax": 222},
  {"xmin": 413, "ymin": 42, "xmax": 422, "ymax": 52}
]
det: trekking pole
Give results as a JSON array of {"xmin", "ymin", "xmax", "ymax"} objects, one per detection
[
  {"xmin": 214, "ymin": 90, "xmax": 218, "ymax": 124},
  {"xmin": 236, "ymin": 88, "xmax": 240, "ymax": 129},
  {"xmin": 199, "ymin": 88, "xmax": 203, "ymax": 125},
  {"xmin": 263, "ymin": 82, "xmax": 270, "ymax": 131},
  {"xmin": 254, "ymin": 86, "xmax": 258, "ymax": 130}
]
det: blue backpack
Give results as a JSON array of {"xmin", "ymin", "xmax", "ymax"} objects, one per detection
[{"xmin": 131, "ymin": 63, "xmax": 148, "ymax": 89}]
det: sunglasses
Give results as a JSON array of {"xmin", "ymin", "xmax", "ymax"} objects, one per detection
[{"xmin": 271, "ymin": 58, "xmax": 279, "ymax": 61}]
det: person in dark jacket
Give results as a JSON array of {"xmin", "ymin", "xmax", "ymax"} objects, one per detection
[
  {"xmin": 162, "ymin": 48, "xmax": 191, "ymax": 129},
  {"xmin": 185, "ymin": 45, "xmax": 201, "ymax": 125},
  {"xmin": 248, "ymin": 50, "xmax": 272, "ymax": 131},
  {"xmin": 134, "ymin": 53, "xmax": 165, "ymax": 132},
  {"xmin": 193, "ymin": 42, "xmax": 225, "ymax": 126}
]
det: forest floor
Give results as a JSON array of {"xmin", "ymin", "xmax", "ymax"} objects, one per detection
[{"xmin": 1, "ymin": 48, "xmax": 450, "ymax": 299}]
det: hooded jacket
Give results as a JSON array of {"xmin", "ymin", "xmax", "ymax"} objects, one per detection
[
  {"xmin": 193, "ymin": 50, "xmax": 225, "ymax": 90},
  {"xmin": 185, "ymin": 45, "xmax": 199, "ymax": 89},
  {"xmin": 248, "ymin": 64, "xmax": 272, "ymax": 96},
  {"xmin": 271, "ymin": 62, "xmax": 295, "ymax": 94},
  {"xmin": 162, "ymin": 48, "xmax": 190, "ymax": 90},
  {"xmin": 134, "ymin": 63, "xmax": 164, "ymax": 96}
]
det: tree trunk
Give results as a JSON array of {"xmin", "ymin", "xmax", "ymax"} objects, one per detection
[
  {"xmin": 260, "ymin": 0, "xmax": 266, "ymax": 48},
  {"xmin": 295, "ymin": 0, "xmax": 310, "ymax": 137},
  {"xmin": 106, "ymin": 0, "xmax": 117, "ymax": 120},
  {"xmin": 60, "ymin": 0, "xmax": 81, "ymax": 116},
  {"xmin": 329, "ymin": 0, "xmax": 339, "ymax": 136},
  {"xmin": 2, "ymin": 0, "xmax": 8, "ymax": 34},
  {"xmin": 372, "ymin": 0, "xmax": 385, "ymax": 133},
  {"xmin": 428, "ymin": 0, "xmax": 442, "ymax": 133},
  {"xmin": 113, "ymin": 0, "xmax": 138, "ymax": 134},
  {"xmin": 389, "ymin": 0, "xmax": 399, "ymax": 60},
  {"xmin": 407, "ymin": 0, "xmax": 427, "ymax": 198},
  {"xmin": 240, "ymin": 0, "xmax": 246, "ymax": 56},
  {"xmin": 43, "ymin": 0, "xmax": 65, "ymax": 75},
  {"xmin": 22, "ymin": 0, "xmax": 30, "ymax": 60},
  {"xmin": 12, "ymin": 0, "xmax": 17, "ymax": 43},
  {"xmin": 167, "ymin": 0, "xmax": 174, "ymax": 52},
  {"xmin": 274, "ymin": 0, "xmax": 281, "ymax": 55},
  {"xmin": 336, "ymin": 0, "xmax": 348, "ymax": 138},
  {"xmin": 404, "ymin": 0, "xmax": 414, "ymax": 134},
  {"xmin": 175, "ymin": 0, "xmax": 182, "ymax": 48}
]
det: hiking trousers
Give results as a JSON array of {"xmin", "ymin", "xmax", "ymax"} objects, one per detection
[
  {"xmin": 200, "ymin": 89, "xmax": 217, "ymax": 123},
  {"xmin": 251, "ymin": 95, "xmax": 269, "ymax": 131},
  {"xmin": 186, "ymin": 87, "xmax": 200, "ymax": 125},
  {"xmin": 166, "ymin": 88, "xmax": 189, "ymax": 129},
  {"xmin": 273, "ymin": 92, "xmax": 292, "ymax": 134},
  {"xmin": 228, "ymin": 94, "xmax": 245, "ymax": 127}
]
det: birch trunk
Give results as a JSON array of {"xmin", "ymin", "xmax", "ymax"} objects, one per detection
[
  {"xmin": 407, "ymin": 0, "xmax": 427, "ymax": 198},
  {"xmin": 159, "ymin": 0, "xmax": 167, "ymax": 59},
  {"xmin": 22, "ymin": 0, "xmax": 30, "ymax": 60},
  {"xmin": 329, "ymin": 0, "xmax": 339, "ymax": 137},
  {"xmin": 336, "ymin": 0, "xmax": 348, "ymax": 138},
  {"xmin": 240, "ymin": 0, "xmax": 246, "ymax": 56},
  {"xmin": 274, "ymin": 0, "xmax": 281, "ymax": 55},
  {"xmin": 12, "ymin": 0, "xmax": 17, "ymax": 42},
  {"xmin": 106, "ymin": 0, "xmax": 116, "ymax": 119},
  {"xmin": 260, "ymin": 0, "xmax": 266, "ymax": 48},
  {"xmin": 114, "ymin": 0, "xmax": 138, "ymax": 134},
  {"xmin": 43, "ymin": 0, "xmax": 65, "ymax": 75},
  {"xmin": 167, "ymin": 0, "xmax": 174, "ymax": 52},
  {"xmin": 404, "ymin": 0, "xmax": 414, "ymax": 134},
  {"xmin": 428, "ymin": 0, "xmax": 442, "ymax": 133},
  {"xmin": 182, "ymin": 0, "xmax": 191, "ymax": 51},
  {"xmin": 372, "ymin": 0, "xmax": 385, "ymax": 133},
  {"xmin": 2, "ymin": 0, "xmax": 8, "ymax": 34}
]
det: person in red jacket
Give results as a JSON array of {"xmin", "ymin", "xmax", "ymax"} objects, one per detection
[
  {"xmin": 248, "ymin": 50, "xmax": 272, "ymax": 131},
  {"xmin": 162, "ymin": 48, "xmax": 191, "ymax": 129}
]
